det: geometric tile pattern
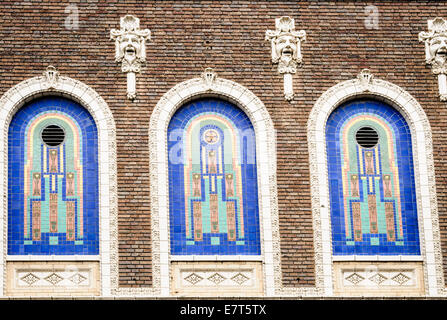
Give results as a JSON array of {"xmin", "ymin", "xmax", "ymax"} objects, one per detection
[
  {"xmin": 181, "ymin": 270, "xmax": 254, "ymax": 287},
  {"xmin": 16, "ymin": 270, "xmax": 90, "ymax": 287},
  {"xmin": 391, "ymin": 272, "xmax": 411, "ymax": 285},
  {"xmin": 8, "ymin": 96, "xmax": 99, "ymax": 255},
  {"xmin": 44, "ymin": 273, "xmax": 64, "ymax": 285},
  {"xmin": 326, "ymin": 100, "xmax": 420, "ymax": 255},
  {"xmin": 69, "ymin": 273, "xmax": 88, "ymax": 285},
  {"xmin": 207, "ymin": 273, "xmax": 226, "ymax": 284},
  {"xmin": 184, "ymin": 273, "xmax": 204, "ymax": 285},
  {"xmin": 345, "ymin": 272, "xmax": 365, "ymax": 285},
  {"xmin": 369, "ymin": 273, "xmax": 388, "ymax": 285},
  {"xmin": 342, "ymin": 270, "xmax": 415, "ymax": 287},
  {"xmin": 168, "ymin": 99, "xmax": 260, "ymax": 255}
]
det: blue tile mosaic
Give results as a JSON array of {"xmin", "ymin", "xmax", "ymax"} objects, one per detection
[
  {"xmin": 168, "ymin": 98, "xmax": 261, "ymax": 255},
  {"xmin": 326, "ymin": 99, "xmax": 420, "ymax": 256},
  {"xmin": 8, "ymin": 96, "xmax": 99, "ymax": 255}
]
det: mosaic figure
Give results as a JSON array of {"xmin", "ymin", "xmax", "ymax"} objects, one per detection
[
  {"xmin": 326, "ymin": 100, "xmax": 420, "ymax": 255},
  {"xmin": 8, "ymin": 97, "xmax": 99, "ymax": 255},
  {"xmin": 168, "ymin": 99, "xmax": 260, "ymax": 255}
]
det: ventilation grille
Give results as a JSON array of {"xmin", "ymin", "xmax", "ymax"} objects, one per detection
[
  {"xmin": 41, "ymin": 125, "xmax": 65, "ymax": 147},
  {"xmin": 355, "ymin": 126, "xmax": 379, "ymax": 148}
]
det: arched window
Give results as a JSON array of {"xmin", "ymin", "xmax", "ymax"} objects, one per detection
[
  {"xmin": 326, "ymin": 99, "xmax": 420, "ymax": 256},
  {"xmin": 167, "ymin": 98, "xmax": 260, "ymax": 255},
  {"xmin": 8, "ymin": 96, "xmax": 99, "ymax": 255}
]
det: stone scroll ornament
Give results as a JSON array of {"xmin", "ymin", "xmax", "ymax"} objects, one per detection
[
  {"xmin": 266, "ymin": 16, "xmax": 306, "ymax": 101},
  {"xmin": 419, "ymin": 17, "xmax": 447, "ymax": 101},
  {"xmin": 110, "ymin": 15, "xmax": 151, "ymax": 100}
]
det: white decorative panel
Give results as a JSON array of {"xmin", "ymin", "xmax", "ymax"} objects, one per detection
[
  {"xmin": 333, "ymin": 262, "xmax": 425, "ymax": 296},
  {"xmin": 6, "ymin": 261, "xmax": 100, "ymax": 296},
  {"xmin": 171, "ymin": 261, "xmax": 263, "ymax": 296}
]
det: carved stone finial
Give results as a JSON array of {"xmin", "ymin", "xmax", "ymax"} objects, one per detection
[
  {"xmin": 266, "ymin": 16, "xmax": 306, "ymax": 101},
  {"xmin": 201, "ymin": 67, "xmax": 218, "ymax": 90},
  {"xmin": 419, "ymin": 18, "xmax": 447, "ymax": 101},
  {"xmin": 42, "ymin": 65, "xmax": 60, "ymax": 88},
  {"xmin": 357, "ymin": 68, "xmax": 374, "ymax": 91},
  {"xmin": 110, "ymin": 15, "xmax": 151, "ymax": 100}
]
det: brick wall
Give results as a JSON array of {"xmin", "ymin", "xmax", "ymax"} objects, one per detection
[{"xmin": 1, "ymin": 0, "xmax": 447, "ymax": 288}]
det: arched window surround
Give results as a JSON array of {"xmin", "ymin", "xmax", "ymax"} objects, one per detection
[
  {"xmin": 146, "ymin": 70, "xmax": 280, "ymax": 297},
  {"xmin": 307, "ymin": 70, "xmax": 444, "ymax": 296},
  {"xmin": 0, "ymin": 68, "xmax": 117, "ymax": 296}
]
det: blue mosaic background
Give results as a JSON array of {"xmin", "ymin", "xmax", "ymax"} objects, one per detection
[
  {"xmin": 168, "ymin": 98, "xmax": 261, "ymax": 255},
  {"xmin": 8, "ymin": 96, "xmax": 99, "ymax": 255},
  {"xmin": 326, "ymin": 100, "xmax": 420, "ymax": 255}
]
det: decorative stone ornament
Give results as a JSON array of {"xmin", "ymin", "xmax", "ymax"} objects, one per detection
[
  {"xmin": 357, "ymin": 68, "xmax": 374, "ymax": 91},
  {"xmin": 42, "ymin": 65, "xmax": 60, "ymax": 89},
  {"xmin": 265, "ymin": 16, "xmax": 306, "ymax": 101},
  {"xmin": 419, "ymin": 17, "xmax": 447, "ymax": 101},
  {"xmin": 201, "ymin": 67, "xmax": 218, "ymax": 90},
  {"xmin": 110, "ymin": 15, "xmax": 151, "ymax": 100}
]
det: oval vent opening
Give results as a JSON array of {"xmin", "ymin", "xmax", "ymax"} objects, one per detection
[
  {"xmin": 41, "ymin": 125, "xmax": 65, "ymax": 147},
  {"xmin": 355, "ymin": 126, "xmax": 379, "ymax": 148}
]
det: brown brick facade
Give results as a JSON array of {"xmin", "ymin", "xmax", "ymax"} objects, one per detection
[{"xmin": 1, "ymin": 0, "xmax": 447, "ymax": 289}]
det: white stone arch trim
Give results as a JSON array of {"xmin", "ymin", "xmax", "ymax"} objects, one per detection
[
  {"xmin": 307, "ymin": 70, "xmax": 444, "ymax": 297},
  {"xmin": 0, "ymin": 68, "xmax": 118, "ymax": 296},
  {"xmin": 139, "ymin": 69, "xmax": 280, "ymax": 297}
]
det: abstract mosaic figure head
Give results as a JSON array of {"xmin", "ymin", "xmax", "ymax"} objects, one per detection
[
  {"xmin": 8, "ymin": 97, "xmax": 99, "ymax": 255},
  {"xmin": 326, "ymin": 100, "xmax": 420, "ymax": 256},
  {"xmin": 167, "ymin": 99, "xmax": 260, "ymax": 255}
]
